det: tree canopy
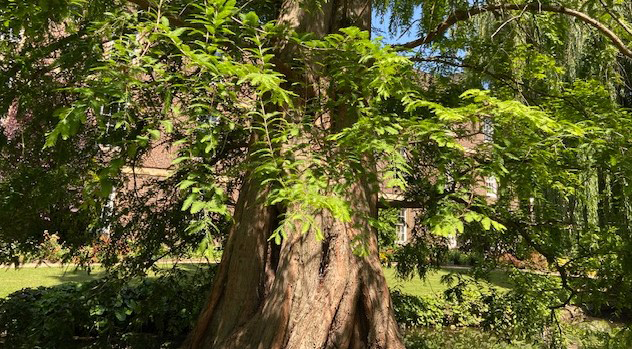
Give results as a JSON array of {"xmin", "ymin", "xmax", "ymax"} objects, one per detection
[{"xmin": 2, "ymin": 0, "xmax": 632, "ymax": 347}]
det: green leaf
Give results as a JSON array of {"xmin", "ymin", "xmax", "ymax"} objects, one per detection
[
  {"xmin": 115, "ymin": 310, "xmax": 127, "ymax": 322},
  {"xmin": 161, "ymin": 120, "xmax": 174, "ymax": 133},
  {"xmin": 148, "ymin": 129, "xmax": 161, "ymax": 140},
  {"xmin": 481, "ymin": 217, "xmax": 492, "ymax": 230},
  {"xmin": 178, "ymin": 180, "xmax": 196, "ymax": 190},
  {"xmin": 190, "ymin": 201, "xmax": 206, "ymax": 214},
  {"xmin": 182, "ymin": 194, "xmax": 196, "ymax": 211},
  {"xmin": 171, "ymin": 27, "xmax": 187, "ymax": 37}
]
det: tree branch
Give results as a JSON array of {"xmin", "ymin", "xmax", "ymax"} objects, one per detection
[
  {"xmin": 399, "ymin": 3, "xmax": 632, "ymax": 59},
  {"xmin": 3, "ymin": 30, "xmax": 85, "ymax": 83},
  {"xmin": 378, "ymin": 198, "xmax": 425, "ymax": 209},
  {"xmin": 126, "ymin": 0, "xmax": 188, "ymax": 27},
  {"xmin": 598, "ymin": 0, "xmax": 632, "ymax": 38}
]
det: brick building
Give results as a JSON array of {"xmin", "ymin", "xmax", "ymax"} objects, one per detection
[
  {"xmin": 109, "ymin": 115, "xmax": 496, "ymax": 245},
  {"xmin": 381, "ymin": 118, "xmax": 496, "ymax": 245}
]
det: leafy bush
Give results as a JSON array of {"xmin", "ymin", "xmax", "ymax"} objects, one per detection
[
  {"xmin": 403, "ymin": 327, "xmax": 542, "ymax": 349},
  {"xmin": 0, "ymin": 265, "xmax": 215, "ymax": 348},
  {"xmin": 391, "ymin": 290, "xmax": 446, "ymax": 328},
  {"xmin": 391, "ymin": 280, "xmax": 492, "ymax": 329},
  {"xmin": 36, "ymin": 232, "xmax": 68, "ymax": 262},
  {"xmin": 395, "ymin": 287, "xmax": 628, "ymax": 349},
  {"xmin": 0, "ymin": 283, "xmax": 91, "ymax": 348},
  {"xmin": 443, "ymin": 249, "xmax": 479, "ymax": 266},
  {"xmin": 391, "ymin": 274, "xmax": 562, "ymax": 346},
  {"xmin": 562, "ymin": 320, "xmax": 632, "ymax": 349},
  {"xmin": 481, "ymin": 290, "xmax": 554, "ymax": 342},
  {"xmin": 2, "ymin": 265, "xmax": 627, "ymax": 349}
]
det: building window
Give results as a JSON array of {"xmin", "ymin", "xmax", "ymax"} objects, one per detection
[
  {"xmin": 485, "ymin": 176, "xmax": 497, "ymax": 198},
  {"xmin": 207, "ymin": 115, "xmax": 220, "ymax": 126},
  {"xmin": 1, "ymin": 28, "xmax": 20, "ymax": 44},
  {"xmin": 395, "ymin": 209, "xmax": 407, "ymax": 244},
  {"xmin": 100, "ymin": 103, "xmax": 123, "ymax": 133},
  {"xmin": 445, "ymin": 170, "xmax": 455, "ymax": 191},
  {"xmin": 482, "ymin": 118, "xmax": 494, "ymax": 142},
  {"xmin": 197, "ymin": 113, "xmax": 220, "ymax": 126},
  {"xmin": 99, "ymin": 188, "xmax": 117, "ymax": 237}
]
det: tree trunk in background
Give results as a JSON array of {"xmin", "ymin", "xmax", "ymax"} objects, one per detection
[{"xmin": 183, "ymin": 1, "xmax": 405, "ymax": 347}]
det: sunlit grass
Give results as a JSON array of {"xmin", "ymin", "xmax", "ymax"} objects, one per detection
[
  {"xmin": 383, "ymin": 266, "xmax": 512, "ymax": 297},
  {"xmin": 0, "ymin": 263, "xmax": 512, "ymax": 299},
  {"xmin": 0, "ymin": 265, "xmax": 105, "ymax": 298},
  {"xmin": 0, "ymin": 262, "xmax": 208, "ymax": 298}
]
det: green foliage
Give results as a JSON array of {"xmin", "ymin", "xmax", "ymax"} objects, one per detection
[
  {"xmin": 392, "ymin": 276, "xmax": 509, "ymax": 329},
  {"xmin": 391, "ymin": 276, "xmax": 510, "ymax": 329},
  {"xmin": 391, "ymin": 290, "xmax": 447, "ymax": 328},
  {"xmin": 377, "ymin": 207, "xmax": 400, "ymax": 248},
  {"xmin": 3, "ymin": 0, "xmax": 632, "ymax": 346},
  {"xmin": 0, "ymin": 266, "xmax": 215, "ymax": 348},
  {"xmin": 403, "ymin": 328, "xmax": 542, "ymax": 349},
  {"xmin": 404, "ymin": 324, "xmax": 632, "ymax": 349},
  {"xmin": 1, "ymin": 264, "xmax": 628, "ymax": 348},
  {"xmin": 393, "ymin": 275, "xmax": 628, "ymax": 349},
  {"xmin": 34, "ymin": 232, "xmax": 70, "ymax": 263},
  {"xmin": 563, "ymin": 321, "xmax": 632, "ymax": 349},
  {"xmin": 443, "ymin": 249, "xmax": 479, "ymax": 266}
]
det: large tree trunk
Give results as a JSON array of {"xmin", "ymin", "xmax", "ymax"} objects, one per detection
[{"xmin": 183, "ymin": 1, "xmax": 405, "ymax": 348}]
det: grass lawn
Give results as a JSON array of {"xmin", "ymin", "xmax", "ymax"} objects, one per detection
[
  {"xmin": 384, "ymin": 266, "xmax": 512, "ymax": 297},
  {"xmin": 0, "ymin": 263, "xmax": 510, "ymax": 299},
  {"xmin": 0, "ymin": 265, "xmax": 105, "ymax": 298}
]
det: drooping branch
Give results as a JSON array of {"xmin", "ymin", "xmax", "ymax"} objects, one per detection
[
  {"xmin": 409, "ymin": 55, "xmax": 594, "ymax": 117},
  {"xmin": 399, "ymin": 3, "xmax": 632, "ymax": 59}
]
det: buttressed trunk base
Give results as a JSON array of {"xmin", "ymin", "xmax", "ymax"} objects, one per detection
[{"xmin": 184, "ymin": 177, "xmax": 403, "ymax": 348}]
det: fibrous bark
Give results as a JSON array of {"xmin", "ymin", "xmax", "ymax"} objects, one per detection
[{"xmin": 182, "ymin": 0, "xmax": 405, "ymax": 348}]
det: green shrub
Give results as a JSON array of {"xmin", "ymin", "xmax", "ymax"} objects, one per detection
[
  {"xmin": 391, "ymin": 290, "xmax": 445, "ymax": 327},
  {"xmin": 2, "ymin": 265, "xmax": 627, "ymax": 349},
  {"xmin": 391, "ymin": 280, "xmax": 491, "ymax": 329},
  {"xmin": 562, "ymin": 321, "xmax": 632, "ymax": 349},
  {"xmin": 0, "ymin": 265, "xmax": 215, "ymax": 348},
  {"xmin": 0, "ymin": 283, "xmax": 90, "ymax": 348},
  {"xmin": 403, "ymin": 328, "xmax": 542, "ymax": 349},
  {"xmin": 443, "ymin": 249, "xmax": 480, "ymax": 266},
  {"xmin": 392, "ymin": 276, "xmax": 557, "ymax": 346},
  {"xmin": 396, "ymin": 288, "xmax": 627, "ymax": 349},
  {"xmin": 37, "ymin": 232, "xmax": 70, "ymax": 263}
]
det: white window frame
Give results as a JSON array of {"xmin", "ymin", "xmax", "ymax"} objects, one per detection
[
  {"xmin": 1, "ymin": 28, "xmax": 21, "ymax": 44},
  {"xmin": 482, "ymin": 118, "xmax": 494, "ymax": 143},
  {"xmin": 485, "ymin": 176, "xmax": 498, "ymax": 198},
  {"xmin": 100, "ymin": 103, "xmax": 123, "ymax": 133},
  {"xmin": 395, "ymin": 209, "xmax": 407, "ymax": 244},
  {"xmin": 98, "ymin": 188, "xmax": 117, "ymax": 237}
]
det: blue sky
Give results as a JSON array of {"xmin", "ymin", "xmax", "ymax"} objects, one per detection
[{"xmin": 371, "ymin": 9, "xmax": 421, "ymax": 45}]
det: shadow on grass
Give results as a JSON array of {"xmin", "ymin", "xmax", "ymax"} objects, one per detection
[
  {"xmin": 384, "ymin": 265, "xmax": 514, "ymax": 298},
  {"xmin": 46, "ymin": 262, "xmax": 216, "ymax": 284},
  {"xmin": 51, "ymin": 269, "xmax": 105, "ymax": 284},
  {"xmin": 441, "ymin": 266, "xmax": 514, "ymax": 290}
]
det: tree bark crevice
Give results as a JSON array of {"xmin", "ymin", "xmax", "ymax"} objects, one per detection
[{"xmin": 184, "ymin": 178, "xmax": 403, "ymax": 348}]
